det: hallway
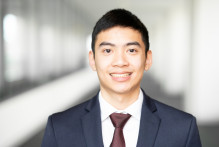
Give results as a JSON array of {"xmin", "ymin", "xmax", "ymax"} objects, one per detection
[{"xmin": 0, "ymin": 0, "xmax": 219, "ymax": 146}]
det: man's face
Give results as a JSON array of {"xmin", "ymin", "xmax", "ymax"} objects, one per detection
[{"xmin": 89, "ymin": 26, "xmax": 152, "ymax": 95}]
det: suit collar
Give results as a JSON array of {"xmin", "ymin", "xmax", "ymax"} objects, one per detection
[
  {"xmin": 81, "ymin": 90, "xmax": 161, "ymax": 147},
  {"xmin": 99, "ymin": 89, "xmax": 144, "ymax": 121},
  {"xmin": 137, "ymin": 90, "xmax": 161, "ymax": 147},
  {"xmin": 81, "ymin": 94, "xmax": 104, "ymax": 147}
]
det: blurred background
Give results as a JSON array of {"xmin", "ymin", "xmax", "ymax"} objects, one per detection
[{"xmin": 0, "ymin": 0, "xmax": 218, "ymax": 146}]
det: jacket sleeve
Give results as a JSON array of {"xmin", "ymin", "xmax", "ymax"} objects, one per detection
[
  {"xmin": 186, "ymin": 117, "xmax": 202, "ymax": 147},
  {"xmin": 41, "ymin": 115, "xmax": 58, "ymax": 147}
]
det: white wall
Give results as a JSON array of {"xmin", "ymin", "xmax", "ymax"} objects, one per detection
[
  {"xmin": 0, "ymin": 1, "xmax": 3, "ymax": 92},
  {"xmin": 0, "ymin": 68, "xmax": 99, "ymax": 147},
  {"xmin": 185, "ymin": 0, "xmax": 219, "ymax": 124},
  {"xmin": 149, "ymin": 0, "xmax": 219, "ymax": 124},
  {"xmin": 150, "ymin": 1, "xmax": 192, "ymax": 94}
]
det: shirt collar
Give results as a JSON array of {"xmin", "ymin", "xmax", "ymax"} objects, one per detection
[{"xmin": 99, "ymin": 89, "xmax": 143, "ymax": 121}]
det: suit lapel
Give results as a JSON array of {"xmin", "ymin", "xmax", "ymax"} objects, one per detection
[
  {"xmin": 81, "ymin": 91, "xmax": 160, "ymax": 147},
  {"xmin": 137, "ymin": 92, "xmax": 161, "ymax": 147},
  {"xmin": 81, "ymin": 95, "xmax": 104, "ymax": 147}
]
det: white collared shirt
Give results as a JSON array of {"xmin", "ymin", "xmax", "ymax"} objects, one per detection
[{"xmin": 99, "ymin": 89, "xmax": 143, "ymax": 147}]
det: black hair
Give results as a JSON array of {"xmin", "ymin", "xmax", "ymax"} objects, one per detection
[{"xmin": 91, "ymin": 8, "xmax": 150, "ymax": 55}]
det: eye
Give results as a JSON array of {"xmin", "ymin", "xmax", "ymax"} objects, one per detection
[
  {"xmin": 104, "ymin": 49, "xmax": 111, "ymax": 53},
  {"xmin": 128, "ymin": 49, "xmax": 136, "ymax": 53}
]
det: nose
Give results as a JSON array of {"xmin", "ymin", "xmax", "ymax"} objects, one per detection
[{"xmin": 111, "ymin": 50, "xmax": 129, "ymax": 67}]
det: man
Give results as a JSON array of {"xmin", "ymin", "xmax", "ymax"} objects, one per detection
[{"xmin": 42, "ymin": 9, "xmax": 202, "ymax": 147}]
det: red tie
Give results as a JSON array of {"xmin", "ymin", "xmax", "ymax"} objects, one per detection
[{"xmin": 110, "ymin": 113, "xmax": 131, "ymax": 147}]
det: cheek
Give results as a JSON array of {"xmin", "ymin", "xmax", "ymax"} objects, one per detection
[
  {"xmin": 95, "ymin": 57, "xmax": 110, "ymax": 72},
  {"xmin": 130, "ymin": 58, "xmax": 146, "ymax": 69}
]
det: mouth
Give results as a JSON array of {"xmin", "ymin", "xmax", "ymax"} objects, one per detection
[{"xmin": 110, "ymin": 73, "xmax": 132, "ymax": 77}]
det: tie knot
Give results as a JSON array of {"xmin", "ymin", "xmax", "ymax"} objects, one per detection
[{"xmin": 110, "ymin": 113, "xmax": 131, "ymax": 129}]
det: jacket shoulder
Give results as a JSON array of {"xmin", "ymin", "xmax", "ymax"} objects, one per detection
[
  {"xmin": 50, "ymin": 95, "xmax": 97, "ymax": 125},
  {"xmin": 147, "ymin": 97, "xmax": 201, "ymax": 147},
  {"xmin": 151, "ymin": 98, "xmax": 194, "ymax": 121}
]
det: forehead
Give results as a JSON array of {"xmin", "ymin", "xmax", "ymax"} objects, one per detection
[{"xmin": 95, "ymin": 26, "xmax": 144, "ymax": 47}]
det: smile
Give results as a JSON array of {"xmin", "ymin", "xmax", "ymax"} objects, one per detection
[{"xmin": 110, "ymin": 73, "xmax": 131, "ymax": 77}]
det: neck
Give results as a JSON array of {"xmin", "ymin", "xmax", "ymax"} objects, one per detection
[{"xmin": 100, "ymin": 88, "xmax": 140, "ymax": 110}]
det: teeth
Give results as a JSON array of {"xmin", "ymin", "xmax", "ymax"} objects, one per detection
[{"xmin": 111, "ymin": 73, "xmax": 130, "ymax": 77}]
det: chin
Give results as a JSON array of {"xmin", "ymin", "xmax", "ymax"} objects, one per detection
[{"xmin": 110, "ymin": 86, "xmax": 132, "ymax": 94}]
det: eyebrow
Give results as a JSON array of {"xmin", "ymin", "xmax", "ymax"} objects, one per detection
[
  {"xmin": 99, "ymin": 41, "xmax": 141, "ymax": 48},
  {"xmin": 126, "ymin": 41, "xmax": 141, "ymax": 47},
  {"xmin": 99, "ymin": 42, "xmax": 115, "ymax": 47}
]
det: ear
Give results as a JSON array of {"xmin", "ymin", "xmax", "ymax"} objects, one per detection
[
  {"xmin": 89, "ymin": 50, "xmax": 96, "ymax": 71},
  {"xmin": 145, "ymin": 50, "xmax": 152, "ymax": 71}
]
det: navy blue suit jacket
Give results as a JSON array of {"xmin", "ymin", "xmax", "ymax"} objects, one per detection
[{"xmin": 42, "ymin": 91, "xmax": 202, "ymax": 147}]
